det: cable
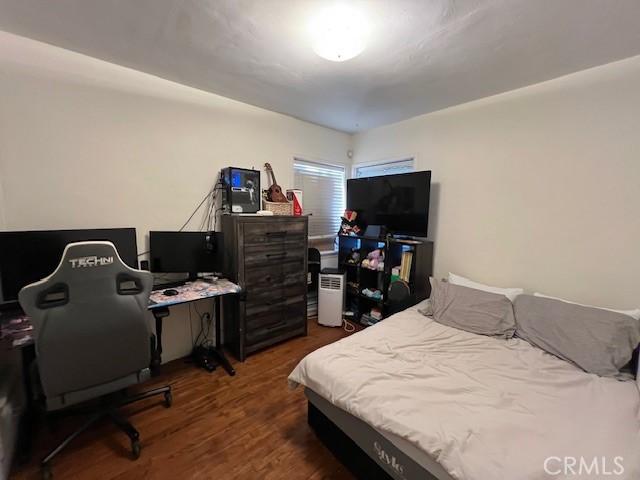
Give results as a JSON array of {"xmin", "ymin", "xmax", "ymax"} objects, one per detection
[
  {"xmin": 138, "ymin": 177, "xmax": 223, "ymax": 258},
  {"xmin": 212, "ymin": 207, "xmax": 224, "ymax": 232},
  {"xmin": 200, "ymin": 183, "xmax": 218, "ymax": 231},
  {"xmin": 179, "ymin": 190, "xmax": 213, "ymax": 232},
  {"xmin": 192, "ymin": 301, "xmax": 214, "ymax": 348},
  {"xmin": 188, "ymin": 303, "xmax": 195, "ymax": 347},
  {"xmin": 343, "ymin": 319, "xmax": 356, "ymax": 333},
  {"xmin": 206, "ymin": 185, "xmax": 224, "ymax": 232},
  {"xmin": 196, "ymin": 182, "xmax": 223, "ymax": 233},
  {"xmin": 179, "ymin": 179, "xmax": 221, "ymax": 233},
  {"xmin": 191, "ymin": 304, "xmax": 205, "ymax": 348}
]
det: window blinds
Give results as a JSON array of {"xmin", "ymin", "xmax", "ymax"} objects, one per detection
[
  {"xmin": 354, "ymin": 158, "xmax": 414, "ymax": 178},
  {"xmin": 293, "ymin": 159, "xmax": 345, "ymax": 238}
]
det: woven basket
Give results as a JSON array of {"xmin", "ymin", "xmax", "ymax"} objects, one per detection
[{"xmin": 263, "ymin": 199, "xmax": 293, "ymax": 215}]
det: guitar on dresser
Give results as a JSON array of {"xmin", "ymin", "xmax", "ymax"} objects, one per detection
[{"xmin": 264, "ymin": 163, "xmax": 289, "ymax": 203}]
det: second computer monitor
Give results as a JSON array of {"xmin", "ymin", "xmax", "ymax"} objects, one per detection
[
  {"xmin": 149, "ymin": 231, "xmax": 220, "ymax": 276},
  {"xmin": 0, "ymin": 228, "xmax": 138, "ymax": 304}
]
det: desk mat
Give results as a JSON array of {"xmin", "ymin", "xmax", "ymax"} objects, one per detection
[{"xmin": 148, "ymin": 278, "xmax": 241, "ymax": 308}]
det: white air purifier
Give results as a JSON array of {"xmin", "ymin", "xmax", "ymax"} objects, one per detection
[{"xmin": 318, "ymin": 270, "xmax": 345, "ymax": 327}]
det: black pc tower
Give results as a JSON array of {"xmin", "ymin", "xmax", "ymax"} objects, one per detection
[{"xmin": 220, "ymin": 167, "xmax": 261, "ymax": 214}]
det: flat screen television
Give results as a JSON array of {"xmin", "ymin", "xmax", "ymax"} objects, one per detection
[
  {"xmin": 347, "ymin": 171, "xmax": 431, "ymax": 237},
  {"xmin": 0, "ymin": 228, "xmax": 138, "ymax": 303}
]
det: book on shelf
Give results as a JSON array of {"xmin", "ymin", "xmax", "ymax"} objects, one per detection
[
  {"xmin": 394, "ymin": 239, "xmax": 421, "ymax": 245},
  {"xmin": 400, "ymin": 251, "xmax": 413, "ymax": 282}
]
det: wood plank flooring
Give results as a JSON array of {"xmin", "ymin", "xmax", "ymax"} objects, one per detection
[{"xmin": 11, "ymin": 320, "xmax": 356, "ymax": 480}]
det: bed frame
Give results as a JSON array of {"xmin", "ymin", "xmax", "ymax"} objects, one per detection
[
  {"xmin": 306, "ymin": 388, "xmax": 451, "ymax": 480},
  {"xmin": 308, "ymin": 402, "xmax": 395, "ymax": 480},
  {"xmin": 306, "ymin": 346, "xmax": 640, "ymax": 480}
]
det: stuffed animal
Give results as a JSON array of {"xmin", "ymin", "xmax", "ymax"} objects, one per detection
[
  {"xmin": 361, "ymin": 249, "xmax": 384, "ymax": 271},
  {"xmin": 343, "ymin": 210, "xmax": 358, "ymax": 223},
  {"xmin": 339, "ymin": 210, "xmax": 364, "ymax": 236},
  {"xmin": 346, "ymin": 248, "xmax": 360, "ymax": 265}
]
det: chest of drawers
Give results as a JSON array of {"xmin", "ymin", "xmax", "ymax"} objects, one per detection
[{"xmin": 221, "ymin": 215, "xmax": 308, "ymax": 361}]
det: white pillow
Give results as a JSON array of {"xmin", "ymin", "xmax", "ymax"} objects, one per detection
[
  {"xmin": 448, "ymin": 273, "xmax": 523, "ymax": 302},
  {"xmin": 533, "ymin": 292, "xmax": 640, "ymax": 321}
]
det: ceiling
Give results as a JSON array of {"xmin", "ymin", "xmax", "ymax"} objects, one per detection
[{"xmin": 1, "ymin": 0, "xmax": 640, "ymax": 133}]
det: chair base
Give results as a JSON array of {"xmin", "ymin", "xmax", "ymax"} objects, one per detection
[{"xmin": 40, "ymin": 385, "xmax": 172, "ymax": 479}]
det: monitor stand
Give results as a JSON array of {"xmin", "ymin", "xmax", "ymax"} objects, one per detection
[
  {"xmin": 152, "ymin": 272, "xmax": 197, "ymax": 290},
  {"xmin": 153, "ymin": 280, "xmax": 186, "ymax": 290}
]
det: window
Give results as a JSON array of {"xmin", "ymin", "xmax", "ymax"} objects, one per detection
[
  {"xmin": 354, "ymin": 158, "xmax": 414, "ymax": 178},
  {"xmin": 293, "ymin": 159, "xmax": 345, "ymax": 250}
]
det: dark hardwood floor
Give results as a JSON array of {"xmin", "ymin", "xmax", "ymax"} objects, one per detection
[{"xmin": 12, "ymin": 319, "xmax": 356, "ymax": 480}]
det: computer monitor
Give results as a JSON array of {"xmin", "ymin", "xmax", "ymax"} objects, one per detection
[
  {"xmin": 0, "ymin": 228, "xmax": 138, "ymax": 304},
  {"xmin": 149, "ymin": 231, "xmax": 221, "ymax": 277}
]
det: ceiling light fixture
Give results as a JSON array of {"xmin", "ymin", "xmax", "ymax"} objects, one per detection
[{"xmin": 309, "ymin": 4, "xmax": 368, "ymax": 62}]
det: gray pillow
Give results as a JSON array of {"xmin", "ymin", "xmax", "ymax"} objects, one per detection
[
  {"xmin": 428, "ymin": 278, "xmax": 516, "ymax": 338},
  {"xmin": 514, "ymin": 295, "xmax": 640, "ymax": 377}
]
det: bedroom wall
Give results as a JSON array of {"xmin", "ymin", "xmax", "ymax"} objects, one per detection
[
  {"xmin": 0, "ymin": 172, "xmax": 6, "ymax": 230},
  {"xmin": 0, "ymin": 31, "xmax": 351, "ymax": 362},
  {"xmin": 352, "ymin": 55, "xmax": 640, "ymax": 309}
]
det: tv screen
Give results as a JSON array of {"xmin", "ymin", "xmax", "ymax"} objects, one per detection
[
  {"xmin": 347, "ymin": 171, "xmax": 431, "ymax": 237},
  {"xmin": 0, "ymin": 228, "xmax": 138, "ymax": 303}
]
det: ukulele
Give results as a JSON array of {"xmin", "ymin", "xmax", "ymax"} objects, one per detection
[{"xmin": 264, "ymin": 163, "xmax": 289, "ymax": 203}]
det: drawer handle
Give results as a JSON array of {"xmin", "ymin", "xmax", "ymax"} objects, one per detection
[
  {"xmin": 266, "ymin": 252, "xmax": 287, "ymax": 259},
  {"xmin": 262, "ymin": 275, "xmax": 285, "ymax": 283},
  {"xmin": 266, "ymin": 321, "xmax": 287, "ymax": 331},
  {"xmin": 266, "ymin": 231, "xmax": 287, "ymax": 237},
  {"xmin": 266, "ymin": 297, "xmax": 285, "ymax": 306}
]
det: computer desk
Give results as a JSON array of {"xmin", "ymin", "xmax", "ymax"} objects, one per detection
[
  {"xmin": 1, "ymin": 278, "xmax": 241, "ymax": 375},
  {"xmin": 148, "ymin": 278, "xmax": 241, "ymax": 376}
]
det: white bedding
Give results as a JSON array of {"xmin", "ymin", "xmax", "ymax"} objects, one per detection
[{"xmin": 289, "ymin": 303, "xmax": 640, "ymax": 480}]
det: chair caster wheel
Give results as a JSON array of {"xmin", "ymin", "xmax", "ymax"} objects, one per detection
[
  {"xmin": 41, "ymin": 463, "xmax": 53, "ymax": 480},
  {"xmin": 131, "ymin": 440, "xmax": 142, "ymax": 460},
  {"xmin": 164, "ymin": 391, "xmax": 173, "ymax": 408}
]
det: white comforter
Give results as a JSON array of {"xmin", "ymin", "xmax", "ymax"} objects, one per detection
[{"xmin": 289, "ymin": 303, "xmax": 640, "ymax": 480}]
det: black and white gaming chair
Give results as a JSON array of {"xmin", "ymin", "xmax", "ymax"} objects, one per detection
[{"xmin": 19, "ymin": 241, "xmax": 172, "ymax": 479}]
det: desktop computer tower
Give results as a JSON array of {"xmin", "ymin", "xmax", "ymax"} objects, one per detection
[{"xmin": 220, "ymin": 167, "xmax": 261, "ymax": 214}]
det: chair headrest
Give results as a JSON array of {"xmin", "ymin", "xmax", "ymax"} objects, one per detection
[
  {"xmin": 19, "ymin": 241, "xmax": 149, "ymax": 312},
  {"xmin": 37, "ymin": 241, "xmax": 134, "ymax": 285}
]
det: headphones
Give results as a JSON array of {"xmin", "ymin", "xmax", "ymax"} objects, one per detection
[{"xmin": 205, "ymin": 232, "xmax": 216, "ymax": 252}]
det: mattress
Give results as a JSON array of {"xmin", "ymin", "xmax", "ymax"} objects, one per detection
[
  {"xmin": 306, "ymin": 387, "xmax": 453, "ymax": 480},
  {"xmin": 289, "ymin": 301, "xmax": 640, "ymax": 480}
]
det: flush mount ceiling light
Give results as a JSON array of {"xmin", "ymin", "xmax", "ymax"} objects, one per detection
[{"xmin": 309, "ymin": 4, "xmax": 369, "ymax": 62}]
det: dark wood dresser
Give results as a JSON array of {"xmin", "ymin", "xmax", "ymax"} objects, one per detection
[{"xmin": 221, "ymin": 215, "xmax": 308, "ymax": 361}]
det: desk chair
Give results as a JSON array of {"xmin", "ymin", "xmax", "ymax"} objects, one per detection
[{"xmin": 19, "ymin": 241, "xmax": 172, "ymax": 479}]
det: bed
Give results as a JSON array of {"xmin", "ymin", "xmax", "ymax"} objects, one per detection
[{"xmin": 289, "ymin": 301, "xmax": 640, "ymax": 480}]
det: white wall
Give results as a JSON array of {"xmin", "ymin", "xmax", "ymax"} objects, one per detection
[
  {"xmin": 0, "ymin": 32, "xmax": 351, "ymax": 362},
  {"xmin": 352, "ymin": 55, "xmax": 640, "ymax": 309},
  {"xmin": 0, "ymin": 172, "xmax": 6, "ymax": 230},
  {"xmin": 4, "ymin": 28, "xmax": 640, "ymax": 360}
]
